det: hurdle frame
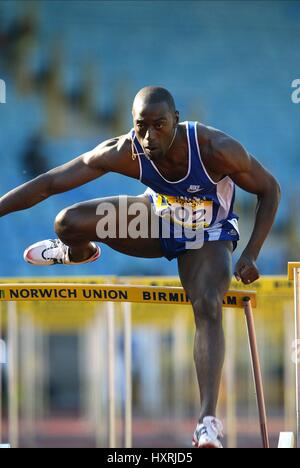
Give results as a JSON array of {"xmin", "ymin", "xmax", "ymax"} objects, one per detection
[
  {"xmin": 0, "ymin": 282, "xmax": 268, "ymax": 448},
  {"xmin": 288, "ymin": 263, "xmax": 300, "ymax": 448}
]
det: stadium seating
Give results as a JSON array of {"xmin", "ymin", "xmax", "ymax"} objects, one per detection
[{"xmin": 0, "ymin": 0, "xmax": 298, "ymax": 276}]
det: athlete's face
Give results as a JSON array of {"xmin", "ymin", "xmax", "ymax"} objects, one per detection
[{"xmin": 132, "ymin": 101, "xmax": 179, "ymax": 161}]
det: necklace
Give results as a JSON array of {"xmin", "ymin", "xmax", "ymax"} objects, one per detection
[{"xmin": 167, "ymin": 127, "xmax": 177, "ymax": 151}]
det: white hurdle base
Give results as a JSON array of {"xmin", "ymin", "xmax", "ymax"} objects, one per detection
[
  {"xmin": 0, "ymin": 444, "xmax": 11, "ymax": 448},
  {"xmin": 278, "ymin": 432, "xmax": 295, "ymax": 448}
]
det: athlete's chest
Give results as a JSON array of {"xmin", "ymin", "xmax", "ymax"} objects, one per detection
[
  {"xmin": 154, "ymin": 154, "xmax": 189, "ymax": 182},
  {"xmin": 153, "ymin": 145, "xmax": 222, "ymax": 184}
]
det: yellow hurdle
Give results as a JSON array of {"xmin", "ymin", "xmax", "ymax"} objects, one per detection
[
  {"xmin": 0, "ymin": 283, "xmax": 256, "ymax": 307},
  {"xmin": 0, "ymin": 282, "xmax": 269, "ymax": 448}
]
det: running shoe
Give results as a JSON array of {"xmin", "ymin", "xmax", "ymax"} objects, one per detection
[
  {"xmin": 192, "ymin": 417, "xmax": 224, "ymax": 449},
  {"xmin": 24, "ymin": 239, "xmax": 101, "ymax": 266}
]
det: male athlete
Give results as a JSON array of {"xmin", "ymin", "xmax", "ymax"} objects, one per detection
[{"xmin": 0, "ymin": 87, "xmax": 280, "ymax": 448}]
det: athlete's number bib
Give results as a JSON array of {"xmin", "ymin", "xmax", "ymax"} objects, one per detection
[{"xmin": 155, "ymin": 194, "xmax": 213, "ymax": 230}]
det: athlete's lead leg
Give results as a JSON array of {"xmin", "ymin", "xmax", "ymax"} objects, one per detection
[{"xmin": 24, "ymin": 195, "xmax": 163, "ymax": 266}]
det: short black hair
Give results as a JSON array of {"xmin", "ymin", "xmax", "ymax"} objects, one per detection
[{"xmin": 133, "ymin": 86, "xmax": 176, "ymax": 113}]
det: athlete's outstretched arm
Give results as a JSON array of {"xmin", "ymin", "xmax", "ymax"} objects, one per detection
[
  {"xmin": 205, "ymin": 130, "xmax": 281, "ymax": 284},
  {"xmin": 0, "ymin": 136, "xmax": 132, "ymax": 217}
]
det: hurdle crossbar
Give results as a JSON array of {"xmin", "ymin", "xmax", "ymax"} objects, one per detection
[
  {"xmin": 288, "ymin": 263, "xmax": 300, "ymax": 448},
  {"xmin": 0, "ymin": 283, "xmax": 256, "ymax": 307},
  {"xmin": 0, "ymin": 282, "xmax": 266, "ymax": 448}
]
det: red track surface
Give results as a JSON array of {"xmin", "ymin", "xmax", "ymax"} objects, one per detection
[{"xmin": 1, "ymin": 417, "xmax": 286, "ymax": 448}]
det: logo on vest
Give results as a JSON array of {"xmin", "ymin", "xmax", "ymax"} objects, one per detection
[{"xmin": 187, "ymin": 185, "xmax": 204, "ymax": 194}]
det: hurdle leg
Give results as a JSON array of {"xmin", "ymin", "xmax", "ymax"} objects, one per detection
[
  {"xmin": 243, "ymin": 298, "xmax": 270, "ymax": 448},
  {"xmin": 107, "ymin": 302, "xmax": 117, "ymax": 448},
  {"xmin": 123, "ymin": 303, "xmax": 132, "ymax": 448},
  {"xmin": 0, "ymin": 303, "xmax": 2, "ymax": 445},
  {"xmin": 293, "ymin": 268, "xmax": 300, "ymax": 448},
  {"xmin": 278, "ymin": 432, "xmax": 295, "ymax": 448},
  {"xmin": 7, "ymin": 302, "xmax": 19, "ymax": 449},
  {"xmin": 0, "ymin": 305, "xmax": 10, "ymax": 449}
]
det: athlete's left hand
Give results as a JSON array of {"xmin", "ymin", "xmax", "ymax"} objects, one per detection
[{"xmin": 234, "ymin": 254, "xmax": 260, "ymax": 285}]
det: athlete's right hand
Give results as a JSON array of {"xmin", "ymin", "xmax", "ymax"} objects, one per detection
[{"xmin": 234, "ymin": 254, "xmax": 260, "ymax": 285}]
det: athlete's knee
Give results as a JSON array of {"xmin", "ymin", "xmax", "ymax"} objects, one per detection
[
  {"xmin": 192, "ymin": 290, "xmax": 223, "ymax": 324},
  {"xmin": 55, "ymin": 206, "xmax": 80, "ymax": 239}
]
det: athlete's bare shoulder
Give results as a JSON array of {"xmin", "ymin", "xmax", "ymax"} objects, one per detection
[
  {"xmin": 196, "ymin": 122, "xmax": 238, "ymax": 152},
  {"xmin": 196, "ymin": 122, "xmax": 251, "ymax": 178},
  {"xmin": 84, "ymin": 133, "xmax": 140, "ymax": 180}
]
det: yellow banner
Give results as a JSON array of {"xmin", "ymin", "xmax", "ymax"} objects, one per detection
[{"xmin": 0, "ymin": 283, "xmax": 256, "ymax": 308}]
